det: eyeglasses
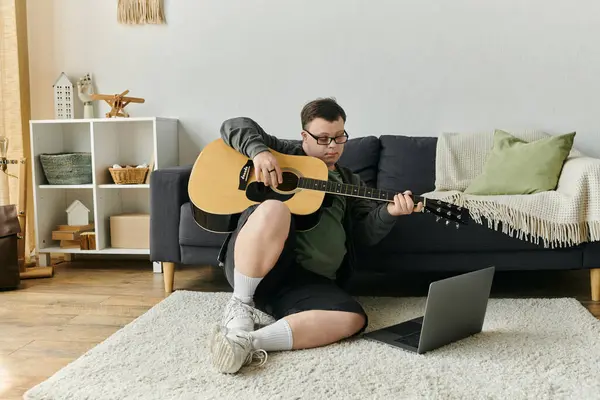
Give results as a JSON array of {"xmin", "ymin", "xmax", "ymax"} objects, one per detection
[{"xmin": 304, "ymin": 129, "xmax": 349, "ymax": 145}]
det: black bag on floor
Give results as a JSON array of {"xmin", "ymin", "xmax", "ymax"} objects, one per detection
[{"xmin": 0, "ymin": 204, "xmax": 21, "ymax": 290}]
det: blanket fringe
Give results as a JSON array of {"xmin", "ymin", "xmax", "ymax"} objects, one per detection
[{"xmin": 426, "ymin": 192, "xmax": 600, "ymax": 248}]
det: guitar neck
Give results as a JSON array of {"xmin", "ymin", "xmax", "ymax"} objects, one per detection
[{"xmin": 298, "ymin": 178, "xmax": 424, "ymax": 204}]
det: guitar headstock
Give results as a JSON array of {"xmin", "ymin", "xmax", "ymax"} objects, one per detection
[{"xmin": 421, "ymin": 197, "xmax": 469, "ymax": 228}]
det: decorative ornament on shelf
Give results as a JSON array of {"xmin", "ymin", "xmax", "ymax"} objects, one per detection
[
  {"xmin": 66, "ymin": 200, "xmax": 90, "ymax": 227},
  {"xmin": 53, "ymin": 72, "xmax": 74, "ymax": 119},
  {"xmin": 118, "ymin": 0, "xmax": 166, "ymax": 25},
  {"xmin": 77, "ymin": 73, "xmax": 95, "ymax": 119},
  {"xmin": 91, "ymin": 90, "xmax": 145, "ymax": 118}
]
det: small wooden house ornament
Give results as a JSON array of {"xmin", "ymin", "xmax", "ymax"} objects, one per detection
[
  {"xmin": 53, "ymin": 72, "xmax": 74, "ymax": 119},
  {"xmin": 66, "ymin": 200, "xmax": 90, "ymax": 226}
]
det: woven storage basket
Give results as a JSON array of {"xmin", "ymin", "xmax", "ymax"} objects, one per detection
[
  {"xmin": 109, "ymin": 167, "xmax": 149, "ymax": 184},
  {"xmin": 39, "ymin": 152, "xmax": 92, "ymax": 185}
]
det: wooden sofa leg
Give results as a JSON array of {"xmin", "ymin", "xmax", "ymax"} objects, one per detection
[
  {"xmin": 592, "ymin": 269, "xmax": 600, "ymax": 302},
  {"xmin": 163, "ymin": 262, "xmax": 175, "ymax": 294}
]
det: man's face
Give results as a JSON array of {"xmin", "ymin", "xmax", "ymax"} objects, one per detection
[{"xmin": 301, "ymin": 117, "xmax": 346, "ymax": 168}]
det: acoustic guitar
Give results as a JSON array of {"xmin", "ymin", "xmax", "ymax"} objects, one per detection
[{"xmin": 188, "ymin": 139, "xmax": 468, "ymax": 233}]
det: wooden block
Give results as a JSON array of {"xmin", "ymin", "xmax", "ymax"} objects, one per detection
[
  {"xmin": 57, "ymin": 224, "xmax": 95, "ymax": 232},
  {"xmin": 52, "ymin": 230, "xmax": 80, "ymax": 241},
  {"xmin": 60, "ymin": 240, "xmax": 80, "ymax": 248},
  {"xmin": 54, "ymin": 224, "xmax": 95, "ymax": 242},
  {"xmin": 80, "ymin": 232, "xmax": 96, "ymax": 250},
  {"xmin": 88, "ymin": 233, "xmax": 96, "ymax": 250},
  {"xmin": 80, "ymin": 233, "xmax": 89, "ymax": 250}
]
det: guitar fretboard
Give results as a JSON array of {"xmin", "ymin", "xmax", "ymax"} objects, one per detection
[{"xmin": 298, "ymin": 178, "xmax": 424, "ymax": 203}]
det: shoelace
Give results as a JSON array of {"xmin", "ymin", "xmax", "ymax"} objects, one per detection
[
  {"xmin": 229, "ymin": 329, "xmax": 268, "ymax": 368},
  {"xmin": 224, "ymin": 298, "xmax": 260, "ymax": 325},
  {"xmin": 244, "ymin": 349, "xmax": 268, "ymax": 367}
]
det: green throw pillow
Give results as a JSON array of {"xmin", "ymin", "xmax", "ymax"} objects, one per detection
[{"xmin": 464, "ymin": 129, "xmax": 576, "ymax": 195}]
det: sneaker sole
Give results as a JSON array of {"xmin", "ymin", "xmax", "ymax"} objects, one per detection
[{"xmin": 210, "ymin": 325, "xmax": 237, "ymax": 374}]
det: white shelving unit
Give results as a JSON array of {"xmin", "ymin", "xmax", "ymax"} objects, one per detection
[{"xmin": 30, "ymin": 117, "xmax": 178, "ymax": 266}]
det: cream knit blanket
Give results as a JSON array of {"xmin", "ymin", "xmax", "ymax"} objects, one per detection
[{"xmin": 421, "ymin": 130, "xmax": 600, "ymax": 248}]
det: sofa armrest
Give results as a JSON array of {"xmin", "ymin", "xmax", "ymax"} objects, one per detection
[
  {"xmin": 150, "ymin": 165, "xmax": 193, "ymax": 263},
  {"xmin": 556, "ymin": 156, "xmax": 600, "ymax": 194}
]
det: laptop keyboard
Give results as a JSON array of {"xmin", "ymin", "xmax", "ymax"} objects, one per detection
[
  {"xmin": 395, "ymin": 332, "xmax": 421, "ymax": 348},
  {"xmin": 387, "ymin": 321, "xmax": 422, "ymax": 337}
]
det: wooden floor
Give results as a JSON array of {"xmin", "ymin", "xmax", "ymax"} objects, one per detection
[{"xmin": 0, "ymin": 260, "xmax": 598, "ymax": 400}]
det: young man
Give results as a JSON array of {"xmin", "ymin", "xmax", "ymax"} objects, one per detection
[{"xmin": 210, "ymin": 98, "xmax": 423, "ymax": 374}]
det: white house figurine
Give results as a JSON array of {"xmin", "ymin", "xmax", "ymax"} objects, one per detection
[
  {"xmin": 53, "ymin": 72, "xmax": 74, "ymax": 119},
  {"xmin": 66, "ymin": 200, "xmax": 90, "ymax": 226}
]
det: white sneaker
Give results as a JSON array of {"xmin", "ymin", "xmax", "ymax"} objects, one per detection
[
  {"xmin": 209, "ymin": 325, "xmax": 268, "ymax": 374},
  {"xmin": 221, "ymin": 296, "xmax": 259, "ymax": 332}
]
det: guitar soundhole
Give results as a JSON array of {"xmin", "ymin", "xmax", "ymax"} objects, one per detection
[{"xmin": 277, "ymin": 172, "xmax": 299, "ymax": 192}]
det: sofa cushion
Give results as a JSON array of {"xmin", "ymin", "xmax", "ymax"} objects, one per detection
[
  {"xmin": 368, "ymin": 212, "xmax": 566, "ymax": 255},
  {"xmin": 464, "ymin": 129, "xmax": 576, "ymax": 195},
  {"xmin": 179, "ymin": 203, "xmax": 228, "ymax": 247},
  {"xmin": 377, "ymin": 135, "xmax": 437, "ymax": 196},
  {"xmin": 338, "ymin": 136, "xmax": 380, "ymax": 187}
]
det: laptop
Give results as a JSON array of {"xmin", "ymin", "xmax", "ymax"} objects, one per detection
[{"xmin": 363, "ymin": 267, "xmax": 495, "ymax": 354}]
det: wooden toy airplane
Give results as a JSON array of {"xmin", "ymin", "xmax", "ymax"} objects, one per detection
[{"xmin": 92, "ymin": 90, "xmax": 145, "ymax": 118}]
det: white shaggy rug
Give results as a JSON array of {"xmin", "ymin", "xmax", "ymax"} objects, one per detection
[{"xmin": 25, "ymin": 291, "xmax": 600, "ymax": 400}]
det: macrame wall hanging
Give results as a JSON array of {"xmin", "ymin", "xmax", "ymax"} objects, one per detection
[{"xmin": 118, "ymin": 0, "xmax": 166, "ymax": 25}]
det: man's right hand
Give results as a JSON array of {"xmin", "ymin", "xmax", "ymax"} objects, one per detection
[{"xmin": 253, "ymin": 151, "xmax": 283, "ymax": 187}]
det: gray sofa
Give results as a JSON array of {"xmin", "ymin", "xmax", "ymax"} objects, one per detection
[{"xmin": 150, "ymin": 135, "xmax": 600, "ymax": 300}]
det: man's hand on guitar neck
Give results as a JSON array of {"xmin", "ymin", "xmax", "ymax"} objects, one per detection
[
  {"xmin": 253, "ymin": 151, "xmax": 283, "ymax": 187},
  {"xmin": 387, "ymin": 190, "xmax": 424, "ymax": 216}
]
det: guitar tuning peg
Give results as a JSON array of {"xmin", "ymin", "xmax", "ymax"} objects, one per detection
[
  {"xmin": 446, "ymin": 211, "xmax": 451, "ymax": 216},
  {"xmin": 445, "ymin": 220, "xmax": 450, "ymax": 226},
  {"xmin": 435, "ymin": 216, "xmax": 441, "ymax": 222},
  {"xmin": 436, "ymin": 207, "xmax": 442, "ymax": 213},
  {"xmin": 456, "ymin": 223, "xmax": 460, "ymax": 229}
]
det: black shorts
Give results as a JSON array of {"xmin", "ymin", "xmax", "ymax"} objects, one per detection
[{"xmin": 221, "ymin": 205, "xmax": 368, "ymax": 334}]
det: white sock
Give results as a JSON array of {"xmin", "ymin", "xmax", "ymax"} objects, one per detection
[
  {"xmin": 251, "ymin": 318, "xmax": 293, "ymax": 352},
  {"xmin": 233, "ymin": 269, "xmax": 263, "ymax": 304}
]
